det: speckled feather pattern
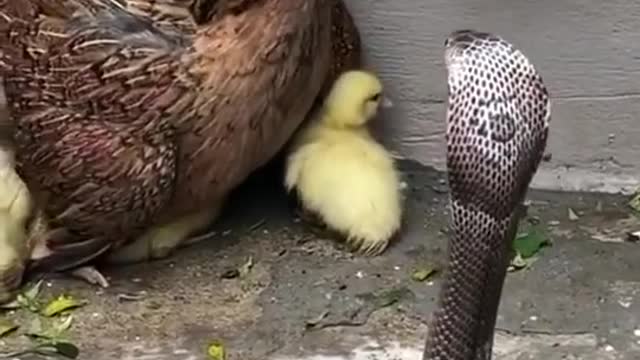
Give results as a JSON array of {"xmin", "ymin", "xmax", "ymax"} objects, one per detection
[
  {"xmin": 0, "ymin": 0, "xmax": 359, "ymax": 272},
  {"xmin": 423, "ymin": 30, "xmax": 550, "ymax": 360}
]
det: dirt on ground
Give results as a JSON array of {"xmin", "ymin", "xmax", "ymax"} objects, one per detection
[{"xmin": 1, "ymin": 160, "xmax": 640, "ymax": 360}]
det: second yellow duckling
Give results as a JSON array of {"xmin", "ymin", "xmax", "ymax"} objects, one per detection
[{"xmin": 285, "ymin": 70, "xmax": 402, "ymax": 256}]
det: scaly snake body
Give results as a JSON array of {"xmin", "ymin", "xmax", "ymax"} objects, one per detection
[{"xmin": 423, "ymin": 30, "xmax": 550, "ymax": 359}]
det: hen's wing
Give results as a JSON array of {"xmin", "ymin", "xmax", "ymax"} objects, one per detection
[
  {"xmin": 0, "ymin": 0, "xmax": 195, "ymax": 270},
  {"xmin": 0, "ymin": 0, "xmax": 335, "ymax": 272},
  {"xmin": 124, "ymin": 0, "xmax": 197, "ymax": 33}
]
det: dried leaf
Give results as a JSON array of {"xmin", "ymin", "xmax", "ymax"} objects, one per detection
[
  {"xmin": 116, "ymin": 291, "xmax": 147, "ymax": 302},
  {"xmin": 54, "ymin": 315, "xmax": 74, "ymax": 333},
  {"xmin": 0, "ymin": 318, "xmax": 18, "ymax": 338},
  {"xmin": 238, "ymin": 257, "xmax": 254, "ymax": 278},
  {"xmin": 42, "ymin": 295, "xmax": 87, "ymax": 317},
  {"xmin": 410, "ymin": 267, "xmax": 438, "ymax": 282},
  {"xmin": 358, "ymin": 287, "xmax": 412, "ymax": 309},
  {"xmin": 305, "ymin": 310, "xmax": 329, "ymax": 328},
  {"xmin": 207, "ymin": 341, "xmax": 226, "ymax": 360},
  {"xmin": 568, "ymin": 207, "xmax": 579, "ymax": 221}
]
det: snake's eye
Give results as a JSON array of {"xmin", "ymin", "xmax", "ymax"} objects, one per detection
[{"xmin": 370, "ymin": 93, "xmax": 381, "ymax": 101}]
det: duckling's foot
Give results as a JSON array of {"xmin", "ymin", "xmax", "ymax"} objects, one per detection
[
  {"xmin": 70, "ymin": 266, "xmax": 109, "ymax": 288},
  {"xmin": 345, "ymin": 236, "xmax": 391, "ymax": 257},
  {"xmin": 105, "ymin": 203, "xmax": 222, "ymax": 265}
]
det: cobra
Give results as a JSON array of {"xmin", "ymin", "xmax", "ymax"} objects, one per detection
[{"xmin": 423, "ymin": 29, "xmax": 551, "ymax": 359}]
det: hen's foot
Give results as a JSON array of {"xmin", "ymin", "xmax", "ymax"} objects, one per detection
[
  {"xmin": 70, "ymin": 266, "xmax": 109, "ymax": 288},
  {"xmin": 105, "ymin": 203, "xmax": 223, "ymax": 264},
  {"xmin": 344, "ymin": 235, "xmax": 391, "ymax": 257}
]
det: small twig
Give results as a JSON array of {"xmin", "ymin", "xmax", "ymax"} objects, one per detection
[
  {"xmin": 248, "ymin": 219, "xmax": 266, "ymax": 232},
  {"xmin": 496, "ymin": 326, "xmax": 592, "ymax": 336}
]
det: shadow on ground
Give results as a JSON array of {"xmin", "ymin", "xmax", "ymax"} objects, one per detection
[{"xmin": 2, "ymin": 159, "xmax": 640, "ymax": 359}]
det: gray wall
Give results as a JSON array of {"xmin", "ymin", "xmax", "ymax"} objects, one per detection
[{"xmin": 349, "ymin": 0, "xmax": 640, "ymax": 193}]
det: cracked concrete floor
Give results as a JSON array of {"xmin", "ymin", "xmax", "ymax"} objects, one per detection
[{"xmin": 1, "ymin": 159, "xmax": 640, "ymax": 360}]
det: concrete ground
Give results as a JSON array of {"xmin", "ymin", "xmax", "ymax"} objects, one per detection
[{"xmin": 1, "ymin": 160, "xmax": 640, "ymax": 360}]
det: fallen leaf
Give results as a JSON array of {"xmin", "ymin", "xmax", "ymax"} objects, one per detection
[
  {"xmin": 513, "ymin": 226, "xmax": 550, "ymax": 259},
  {"xmin": 410, "ymin": 267, "xmax": 438, "ymax": 282},
  {"xmin": 51, "ymin": 342, "xmax": 80, "ymax": 359},
  {"xmin": 42, "ymin": 295, "xmax": 87, "ymax": 317},
  {"xmin": 238, "ymin": 257, "xmax": 254, "ymax": 278},
  {"xmin": 358, "ymin": 287, "xmax": 412, "ymax": 309},
  {"xmin": 116, "ymin": 291, "xmax": 147, "ymax": 302},
  {"xmin": 629, "ymin": 190, "xmax": 640, "ymax": 213},
  {"xmin": 207, "ymin": 341, "xmax": 226, "ymax": 360},
  {"xmin": 53, "ymin": 315, "xmax": 74, "ymax": 333},
  {"xmin": 11, "ymin": 342, "xmax": 81, "ymax": 359},
  {"xmin": 508, "ymin": 253, "xmax": 538, "ymax": 272},
  {"xmin": 26, "ymin": 315, "xmax": 74, "ymax": 342},
  {"xmin": 568, "ymin": 207, "xmax": 579, "ymax": 221},
  {"xmin": 627, "ymin": 231, "xmax": 640, "ymax": 243},
  {"xmin": 1, "ymin": 281, "xmax": 44, "ymax": 311},
  {"xmin": 305, "ymin": 310, "xmax": 329, "ymax": 328},
  {"xmin": 220, "ymin": 269, "xmax": 240, "ymax": 279},
  {"xmin": 0, "ymin": 318, "xmax": 18, "ymax": 338},
  {"xmin": 23, "ymin": 281, "xmax": 44, "ymax": 301},
  {"xmin": 248, "ymin": 219, "xmax": 266, "ymax": 232}
]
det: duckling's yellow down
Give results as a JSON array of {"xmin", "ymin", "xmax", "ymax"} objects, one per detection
[
  {"xmin": 285, "ymin": 70, "xmax": 402, "ymax": 255},
  {"xmin": 0, "ymin": 155, "xmax": 33, "ymax": 302}
]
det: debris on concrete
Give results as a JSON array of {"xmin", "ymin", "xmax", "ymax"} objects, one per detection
[{"xmin": 1, "ymin": 161, "xmax": 640, "ymax": 360}]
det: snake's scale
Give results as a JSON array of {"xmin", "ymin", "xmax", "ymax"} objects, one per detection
[{"xmin": 423, "ymin": 29, "xmax": 550, "ymax": 360}]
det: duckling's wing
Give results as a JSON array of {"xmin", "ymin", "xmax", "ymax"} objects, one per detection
[{"xmin": 0, "ymin": 0, "xmax": 196, "ymax": 270}]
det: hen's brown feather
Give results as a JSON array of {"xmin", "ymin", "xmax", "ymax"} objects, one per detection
[{"xmin": 0, "ymin": 0, "xmax": 347, "ymax": 271}]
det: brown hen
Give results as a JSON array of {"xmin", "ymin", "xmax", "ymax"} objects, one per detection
[{"xmin": 0, "ymin": 0, "xmax": 362, "ymax": 299}]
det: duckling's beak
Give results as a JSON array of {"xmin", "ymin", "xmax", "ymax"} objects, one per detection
[{"xmin": 380, "ymin": 96, "xmax": 393, "ymax": 109}]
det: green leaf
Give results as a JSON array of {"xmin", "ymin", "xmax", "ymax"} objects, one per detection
[
  {"xmin": 26, "ymin": 316, "xmax": 71, "ymax": 342},
  {"xmin": 207, "ymin": 341, "xmax": 226, "ymax": 360},
  {"xmin": 23, "ymin": 281, "xmax": 43, "ymax": 301},
  {"xmin": 42, "ymin": 295, "xmax": 87, "ymax": 317},
  {"xmin": 513, "ymin": 226, "xmax": 550, "ymax": 259},
  {"xmin": 629, "ymin": 189, "xmax": 640, "ymax": 213},
  {"xmin": 410, "ymin": 267, "xmax": 438, "ymax": 282},
  {"xmin": 1, "ymin": 281, "xmax": 44, "ymax": 311},
  {"xmin": 0, "ymin": 318, "xmax": 18, "ymax": 338},
  {"xmin": 51, "ymin": 342, "xmax": 80, "ymax": 359}
]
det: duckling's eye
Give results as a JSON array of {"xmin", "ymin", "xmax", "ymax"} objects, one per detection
[{"xmin": 370, "ymin": 93, "xmax": 381, "ymax": 101}]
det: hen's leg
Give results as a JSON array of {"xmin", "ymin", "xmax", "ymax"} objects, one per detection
[
  {"xmin": 70, "ymin": 265, "xmax": 109, "ymax": 287},
  {"xmin": 105, "ymin": 201, "xmax": 223, "ymax": 264}
]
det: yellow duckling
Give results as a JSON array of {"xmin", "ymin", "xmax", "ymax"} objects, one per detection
[
  {"xmin": 285, "ymin": 70, "xmax": 402, "ymax": 255},
  {"xmin": 0, "ymin": 149, "xmax": 32, "ymax": 302}
]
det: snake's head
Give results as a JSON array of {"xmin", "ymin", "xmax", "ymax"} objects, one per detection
[{"xmin": 443, "ymin": 29, "xmax": 515, "ymax": 94}]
